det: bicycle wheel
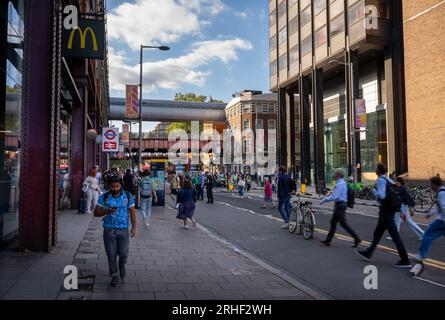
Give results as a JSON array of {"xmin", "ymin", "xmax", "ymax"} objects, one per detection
[
  {"xmin": 303, "ymin": 211, "xmax": 315, "ymax": 240},
  {"xmin": 295, "ymin": 207, "xmax": 303, "ymax": 235},
  {"xmin": 288, "ymin": 207, "xmax": 299, "ymax": 233}
]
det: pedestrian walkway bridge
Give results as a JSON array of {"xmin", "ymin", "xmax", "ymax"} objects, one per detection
[{"xmin": 108, "ymin": 97, "xmax": 227, "ymax": 122}]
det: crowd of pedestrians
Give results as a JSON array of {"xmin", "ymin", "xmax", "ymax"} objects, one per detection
[
  {"xmin": 272, "ymin": 162, "xmax": 445, "ymax": 271},
  {"xmin": 78, "ymin": 162, "xmax": 445, "ymax": 286}
]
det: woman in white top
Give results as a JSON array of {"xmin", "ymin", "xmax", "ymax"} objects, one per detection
[{"xmin": 83, "ymin": 168, "xmax": 100, "ymax": 214}]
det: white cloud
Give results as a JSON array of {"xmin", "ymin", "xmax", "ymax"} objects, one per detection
[
  {"xmin": 108, "ymin": 0, "xmax": 232, "ymax": 50},
  {"xmin": 109, "ymin": 38, "xmax": 253, "ymax": 92},
  {"xmin": 108, "ymin": 0, "xmax": 253, "ymax": 50}
]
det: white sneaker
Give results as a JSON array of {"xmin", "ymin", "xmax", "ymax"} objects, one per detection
[
  {"xmin": 145, "ymin": 222, "xmax": 150, "ymax": 227},
  {"xmin": 183, "ymin": 225, "xmax": 189, "ymax": 229},
  {"xmin": 385, "ymin": 236, "xmax": 393, "ymax": 241},
  {"xmin": 281, "ymin": 223, "xmax": 289, "ymax": 229}
]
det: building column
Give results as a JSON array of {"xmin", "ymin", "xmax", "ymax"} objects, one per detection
[
  {"xmin": 385, "ymin": 0, "xmax": 408, "ymax": 176},
  {"xmin": 288, "ymin": 91, "xmax": 296, "ymax": 177},
  {"xmin": 277, "ymin": 87, "xmax": 287, "ymax": 168},
  {"xmin": 351, "ymin": 52, "xmax": 361, "ymax": 181},
  {"xmin": 70, "ymin": 85, "xmax": 87, "ymax": 210},
  {"xmin": 313, "ymin": 68, "xmax": 325, "ymax": 188},
  {"xmin": 300, "ymin": 76, "xmax": 311, "ymax": 185},
  {"xmin": 19, "ymin": 0, "xmax": 61, "ymax": 252}
]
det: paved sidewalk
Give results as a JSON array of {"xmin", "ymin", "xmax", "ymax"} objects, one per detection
[
  {"xmin": 0, "ymin": 211, "xmax": 92, "ymax": 300},
  {"xmin": 59, "ymin": 205, "xmax": 316, "ymax": 300}
]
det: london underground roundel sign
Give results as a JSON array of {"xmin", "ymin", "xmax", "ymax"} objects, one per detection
[
  {"xmin": 102, "ymin": 127, "xmax": 119, "ymax": 152},
  {"xmin": 104, "ymin": 130, "xmax": 118, "ymax": 140}
]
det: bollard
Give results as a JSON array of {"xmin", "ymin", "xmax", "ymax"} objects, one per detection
[{"xmin": 301, "ymin": 183, "xmax": 306, "ymax": 194}]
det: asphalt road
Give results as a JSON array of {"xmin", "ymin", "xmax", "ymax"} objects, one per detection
[{"xmin": 176, "ymin": 188, "xmax": 445, "ymax": 299}]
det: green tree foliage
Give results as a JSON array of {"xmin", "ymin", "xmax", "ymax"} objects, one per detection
[
  {"xmin": 167, "ymin": 92, "xmax": 223, "ymax": 133},
  {"xmin": 174, "ymin": 92, "xmax": 207, "ymax": 102}
]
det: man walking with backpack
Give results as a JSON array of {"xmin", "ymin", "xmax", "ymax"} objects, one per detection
[
  {"xmin": 139, "ymin": 169, "xmax": 158, "ymax": 227},
  {"xmin": 356, "ymin": 163, "xmax": 412, "ymax": 268},
  {"xmin": 320, "ymin": 170, "xmax": 361, "ymax": 247},
  {"xmin": 94, "ymin": 175, "xmax": 137, "ymax": 287}
]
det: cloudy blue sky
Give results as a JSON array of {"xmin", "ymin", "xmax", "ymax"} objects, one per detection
[{"xmin": 106, "ymin": 0, "xmax": 270, "ymax": 104}]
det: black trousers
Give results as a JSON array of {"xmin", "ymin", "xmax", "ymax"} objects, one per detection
[
  {"xmin": 196, "ymin": 184, "xmax": 203, "ymax": 200},
  {"xmin": 326, "ymin": 202, "xmax": 360, "ymax": 243},
  {"xmin": 207, "ymin": 186, "xmax": 214, "ymax": 203},
  {"xmin": 364, "ymin": 208, "xmax": 410, "ymax": 262}
]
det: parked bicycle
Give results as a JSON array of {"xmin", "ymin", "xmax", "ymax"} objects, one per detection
[{"xmin": 288, "ymin": 193, "xmax": 316, "ymax": 240}]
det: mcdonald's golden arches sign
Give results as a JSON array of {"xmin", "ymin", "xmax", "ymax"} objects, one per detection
[{"xmin": 62, "ymin": 18, "xmax": 105, "ymax": 60}]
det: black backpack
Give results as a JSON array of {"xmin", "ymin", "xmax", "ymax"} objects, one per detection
[
  {"xmin": 382, "ymin": 178, "xmax": 403, "ymax": 212},
  {"xmin": 347, "ymin": 185, "xmax": 355, "ymax": 208}
]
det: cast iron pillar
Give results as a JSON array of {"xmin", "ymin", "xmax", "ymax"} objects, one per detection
[{"xmin": 20, "ymin": 0, "xmax": 61, "ymax": 251}]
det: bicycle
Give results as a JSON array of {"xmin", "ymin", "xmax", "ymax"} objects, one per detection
[{"xmin": 288, "ymin": 193, "xmax": 316, "ymax": 240}]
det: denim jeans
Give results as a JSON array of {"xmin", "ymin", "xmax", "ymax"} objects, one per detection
[
  {"xmin": 103, "ymin": 228, "xmax": 129, "ymax": 277},
  {"xmin": 278, "ymin": 195, "xmax": 291, "ymax": 223},
  {"xmin": 140, "ymin": 196, "xmax": 153, "ymax": 222},
  {"xmin": 238, "ymin": 186, "xmax": 244, "ymax": 197},
  {"xmin": 419, "ymin": 219, "xmax": 445, "ymax": 259}
]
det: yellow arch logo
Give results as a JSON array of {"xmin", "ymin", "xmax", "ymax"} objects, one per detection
[{"xmin": 67, "ymin": 27, "xmax": 98, "ymax": 51}]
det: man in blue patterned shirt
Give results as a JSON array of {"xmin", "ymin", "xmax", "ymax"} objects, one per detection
[{"xmin": 94, "ymin": 175, "xmax": 137, "ymax": 287}]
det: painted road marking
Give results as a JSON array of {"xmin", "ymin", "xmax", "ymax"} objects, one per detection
[
  {"xmin": 220, "ymin": 192, "xmax": 430, "ymax": 227},
  {"xmin": 216, "ymin": 200, "xmax": 445, "ymax": 275}
]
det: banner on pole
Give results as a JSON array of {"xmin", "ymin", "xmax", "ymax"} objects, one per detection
[
  {"xmin": 355, "ymin": 99, "xmax": 367, "ymax": 129},
  {"xmin": 102, "ymin": 128, "xmax": 119, "ymax": 152},
  {"xmin": 122, "ymin": 124, "xmax": 130, "ymax": 144},
  {"xmin": 125, "ymin": 85, "xmax": 139, "ymax": 119}
]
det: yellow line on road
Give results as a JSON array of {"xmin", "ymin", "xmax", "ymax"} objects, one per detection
[{"xmin": 314, "ymin": 228, "xmax": 445, "ymax": 271}]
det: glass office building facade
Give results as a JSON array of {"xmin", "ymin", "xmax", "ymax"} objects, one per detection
[{"xmin": 269, "ymin": 0, "xmax": 406, "ymax": 186}]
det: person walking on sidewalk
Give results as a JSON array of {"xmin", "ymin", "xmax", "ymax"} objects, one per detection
[
  {"xmin": 94, "ymin": 175, "xmax": 137, "ymax": 287},
  {"xmin": 237, "ymin": 177, "xmax": 246, "ymax": 198},
  {"xmin": 386, "ymin": 176, "xmax": 424, "ymax": 241},
  {"xmin": 170, "ymin": 172, "xmax": 180, "ymax": 202},
  {"xmin": 277, "ymin": 166, "xmax": 291, "ymax": 229},
  {"xmin": 198, "ymin": 172, "xmax": 205, "ymax": 200},
  {"xmin": 262, "ymin": 177, "xmax": 276, "ymax": 209},
  {"xmin": 205, "ymin": 172, "xmax": 215, "ymax": 204},
  {"xmin": 139, "ymin": 169, "xmax": 158, "ymax": 227},
  {"xmin": 320, "ymin": 170, "xmax": 361, "ymax": 247},
  {"xmin": 83, "ymin": 168, "xmax": 100, "ymax": 214},
  {"xmin": 412, "ymin": 176, "xmax": 445, "ymax": 262},
  {"xmin": 356, "ymin": 163, "xmax": 412, "ymax": 268},
  {"xmin": 176, "ymin": 180, "xmax": 197, "ymax": 229}
]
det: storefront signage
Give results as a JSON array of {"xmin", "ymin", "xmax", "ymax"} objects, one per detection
[
  {"xmin": 125, "ymin": 85, "xmax": 139, "ymax": 119},
  {"xmin": 355, "ymin": 99, "xmax": 367, "ymax": 129},
  {"xmin": 102, "ymin": 128, "xmax": 119, "ymax": 152},
  {"xmin": 62, "ymin": 16, "xmax": 105, "ymax": 60}
]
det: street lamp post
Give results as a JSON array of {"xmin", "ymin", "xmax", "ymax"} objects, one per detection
[
  {"xmin": 138, "ymin": 45, "xmax": 170, "ymax": 171},
  {"xmin": 329, "ymin": 58, "xmax": 357, "ymax": 183}
]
